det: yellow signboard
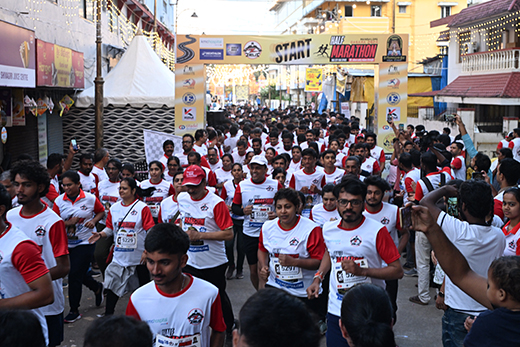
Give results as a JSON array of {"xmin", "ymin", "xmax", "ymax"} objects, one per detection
[
  {"xmin": 305, "ymin": 68, "xmax": 323, "ymax": 92},
  {"xmin": 175, "ymin": 34, "xmax": 408, "ymax": 137}
]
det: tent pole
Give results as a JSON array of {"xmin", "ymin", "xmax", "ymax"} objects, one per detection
[{"xmin": 95, "ymin": 0, "xmax": 104, "ymax": 149}]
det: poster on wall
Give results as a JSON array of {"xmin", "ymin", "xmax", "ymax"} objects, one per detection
[
  {"xmin": 340, "ymin": 102, "xmax": 351, "ymax": 119},
  {"xmin": 0, "ymin": 89, "xmax": 12, "ymax": 127},
  {"xmin": 36, "ymin": 40, "xmax": 84, "ymax": 88},
  {"xmin": 305, "ymin": 68, "xmax": 323, "ymax": 92},
  {"xmin": 12, "ymin": 89, "xmax": 25, "ymax": 126},
  {"xmin": 0, "ymin": 21, "xmax": 35, "ymax": 88}
]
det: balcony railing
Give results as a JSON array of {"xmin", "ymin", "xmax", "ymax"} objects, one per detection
[{"xmin": 461, "ymin": 48, "xmax": 520, "ymax": 75}]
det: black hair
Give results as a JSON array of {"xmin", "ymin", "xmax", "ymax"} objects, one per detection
[
  {"xmin": 10, "ymin": 160, "xmax": 50, "ymax": 197},
  {"xmin": 498, "ymin": 158, "xmax": 520, "ymax": 186},
  {"xmin": 410, "ymin": 149, "xmax": 421, "ymax": 167},
  {"xmin": 0, "ymin": 310, "xmax": 45, "ymax": 347},
  {"xmin": 437, "ymin": 134, "xmax": 451, "ymax": 148},
  {"xmin": 364, "ymin": 175, "xmax": 391, "ymax": 192},
  {"xmin": 459, "ymin": 180, "xmax": 493, "ymax": 219},
  {"xmin": 333, "ymin": 178, "xmax": 367, "ymax": 200},
  {"xmin": 221, "ymin": 153, "xmax": 234, "ymax": 163},
  {"xmin": 61, "ymin": 170, "xmax": 80, "ymax": 184},
  {"xmin": 273, "ymin": 188, "xmax": 301, "ymax": 209},
  {"xmin": 149, "ymin": 160, "xmax": 164, "ymax": 172},
  {"xmin": 282, "ymin": 132, "xmax": 294, "ymax": 141},
  {"xmin": 173, "ymin": 170, "xmax": 184, "ymax": 181},
  {"xmin": 187, "ymin": 151, "xmax": 201, "ymax": 164},
  {"xmin": 207, "ymin": 147, "xmax": 218, "ymax": 155},
  {"xmin": 265, "ymin": 147, "xmax": 276, "ymax": 156},
  {"xmin": 443, "ymin": 127, "xmax": 451, "ymax": 135},
  {"xmin": 230, "ymin": 126, "xmax": 238, "ymax": 136},
  {"xmin": 47, "ymin": 153, "xmax": 63, "ymax": 170},
  {"xmin": 238, "ymin": 288, "xmax": 320, "ymax": 347},
  {"xmin": 341, "ymin": 284, "xmax": 395, "ymax": 347},
  {"xmin": 489, "ymin": 256, "xmax": 520, "ymax": 303},
  {"xmin": 499, "ymin": 148, "xmax": 513, "ymax": 159},
  {"xmin": 79, "ymin": 153, "xmax": 94, "ymax": 163},
  {"xmin": 145, "ymin": 223, "xmax": 190, "ymax": 255},
  {"xmin": 514, "ymin": 128, "xmax": 520, "ymax": 137},
  {"xmin": 365, "ymin": 132, "xmax": 377, "ymax": 141},
  {"xmin": 474, "ymin": 152, "xmax": 491, "ymax": 172},
  {"xmin": 321, "ymin": 149, "xmax": 337, "ymax": 158},
  {"xmin": 167, "ymin": 156, "xmax": 180, "ymax": 166},
  {"xmin": 194, "ymin": 129, "xmax": 206, "ymax": 141},
  {"xmin": 292, "ymin": 145, "xmax": 302, "ymax": 152},
  {"xmin": 252, "ymin": 138, "xmax": 262, "ymax": 145},
  {"xmin": 122, "ymin": 163, "xmax": 135, "ymax": 174},
  {"xmin": 162, "ymin": 140, "xmax": 174, "ymax": 150},
  {"xmin": 273, "ymin": 155, "xmax": 287, "ymax": 165},
  {"xmin": 208, "ymin": 129, "xmax": 217, "ymax": 141},
  {"xmin": 183, "ymin": 133, "xmax": 194, "ymax": 142},
  {"xmin": 408, "ymin": 124, "xmax": 415, "ymax": 131},
  {"xmin": 232, "ymin": 163, "xmax": 243, "ymax": 171},
  {"xmin": 301, "ymin": 148, "xmax": 318, "ymax": 159},
  {"xmin": 272, "ymin": 167, "xmax": 287, "ymax": 180},
  {"xmin": 84, "ymin": 315, "xmax": 153, "ymax": 347},
  {"xmin": 94, "ymin": 148, "xmax": 108, "ymax": 163},
  {"xmin": 345, "ymin": 156, "xmax": 361, "ymax": 167},
  {"xmin": 270, "ymin": 129, "xmax": 279, "ymax": 138},
  {"xmin": 0, "ymin": 184, "xmax": 12, "ymax": 214},
  {"xmin": 322, "ymin": 183, "xmax": 335, "ymax": 196},
  {"xmin": 107, "ymin": 158, "xmax": 122, "ymax": 172},
  {"xmin": 452, "ymin": 142, "xmax": 463, "ymax": 151},
  {"xmin": 121, "ymin": 177, "xmax": 155, "ymax": 198},
  {"xmin": 504, "ymin": 187, "xmax": 520, "ymax": 206},
  {"xmin": 421, "ymin": 151, "xmax": 437, "ymax": 173},
  {"xmin": 399, "ymin": 152, "xmax": 412, "ymax": 169},
  {"xmin": 236, "ymin": 140, "xmax": 247, "ymax": 148}
]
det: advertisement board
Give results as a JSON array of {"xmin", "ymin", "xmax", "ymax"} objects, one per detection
[
  {"xmin": 305, "ymin": 68, "xmax": 323, "ymax": 92},
  {"xmin": 36, "ymin": 40, "xmax": 84, "ymax": 88},
  {"xmin": 0, "ymin": 21, "xmax": 35, "ymax": 88}
]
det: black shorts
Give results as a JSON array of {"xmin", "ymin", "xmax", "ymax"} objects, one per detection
[
  {"xmin": 46, "ymin": 312, "xmax": 64, "ymax": 347},
  {"xmin": 242, "ymin": 234, "xmax": 259, "ymax": 265}
]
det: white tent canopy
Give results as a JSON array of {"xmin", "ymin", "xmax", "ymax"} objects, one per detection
[{"xmin": 75, "ymin": 33, "xmax": 174, "ymax": 108}]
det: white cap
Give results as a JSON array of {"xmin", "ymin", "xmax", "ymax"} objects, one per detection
[{"xmin": 250, "ymin": 155, "xmax": 268, "ymax": 167}]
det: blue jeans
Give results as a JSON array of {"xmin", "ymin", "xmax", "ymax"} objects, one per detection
[
  {"xmin": 442, "ymin": 307, "xmax": 471, "ymax": 347},
  {"xmin": 326, "ymin": 313, "xmax": 350, "ymax": 347}
]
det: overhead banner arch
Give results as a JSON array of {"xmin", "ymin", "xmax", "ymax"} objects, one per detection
[{"xmin": 175, "ymin": 34, "xmax": 408, "ymax": 152}]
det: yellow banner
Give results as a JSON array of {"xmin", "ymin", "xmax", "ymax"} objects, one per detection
[
  {"xmin": 376, "ymin": 62, "xmax": 408, "ymax": 152},
  {"xmin": 175, "ymin": 63, "xmax": 206, "ymax": 136},
  {"xmin": 305, "ymin": 68, "xmax": 323, "ymax": 92}
]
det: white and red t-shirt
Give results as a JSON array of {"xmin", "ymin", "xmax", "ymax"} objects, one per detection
[
  {"xmin": 178, "ymin": 150, "xmax": 211, "ymax": 169},
  {"xmin": 335, "ymin": 152, "xmax": 346, "ymax": 168},
  {"xmin": 158, "ymin": 195, "xmax": 180, "ymax": 224},
  {"xmin": 233, "ymin": 178, "xmax": 283, "ymax": 237},
  {"xmin": 289, "ymin": 159, "xmax": 301, "ymax": 172},
  {"xmin": 310, "ymin": 204, "xmax": 340, "ymax": 227},
  {"xmin": 7, "ymin": 206, "xmax": 68, "ymax": 316},
  {"xmin": 451, "ymin": 155, "xmax": 466, "ymax": 181},
  {"xmin": 43, "ymin": 175, "xmax": 60, "ymax": 208},
  {"xmin": 209, "ymin": 160, "xmax": 223, "ymax": 172},
  {"xmin": 502, "ymin": 221, "xmax": 520, "ymax": 256},
  {"xmin": 194, "ymin": 143, "xmax": 208, "ymax": 157},
  {"xmin": 126, "ymin": 274, "xmax": 226, "ymax": 347},
  {"xmin": 402, "ymin": 167, "xmax": 421, "ymax": 202},
  {"xmin": 98, "ymin": 179, "xmax": 121, "ymax": 225},
  {"xmin": 259, "ymin": 216, "xmax": 325, "ymax": 297},
  {"xmin": 78, "ymin": 171, "xmax": 98, "ymax": 197},
  {"xmin": 370, "ymin": 145, "xmax": 386, "ymax": 168},
  {"xmin": 221, "ymin": 180, "xmax": 244, "ymax": 220},
  {"xmin": 497, "ymin": 139, "xmax": 509, "ymax": 151},
  {"xmin": 178, "ymin": 190, "xmax": 233, "ymax": 269},
  {"xmin": 414, "ymin": 171, "xmax": 452, "ymax": 202},
  {"xmin": 322, "ymin": 217, "xmax": 400, "ymax": 317},
  {"xmin": 164, "ymin": 171, "xmax": 175, "ymax": 183},
  {"xmin": 323, "ymin": 167, "xmax": 345, "ymax": 185},
  {"xmin": 105, "ymin": 200, "xmax": 155, "ymax": 266},
  {"xmin": 201, "ymin": 167, "xmax": 217, "ymax": 187},
  {"xmin": 494, "ymin": 190, "xmax": 508, "ymax": 220},
  {"xmin": 0, "ymin": 224, "xmax": 50, "ymax": 344},
  {"xmin": 139, "ymin": 179, "xmax": 175, "ymax": 219},
  {"xmin": 289, "ymin": 168, "xmax": 326, "ymax": 217},
  {"xmin": 159, "ymin": 154, "xmax": 170, "ymax": 171},
  {"xmin": 363, "ymin": 202, "xmax": 401, "ymax": 248},
  {"xmin": 92, "ymin": 165, "xmax": 109, "ymax": 183},
  {"xmin": 360, "ymin": 157, "xmax": 381, "ymax": 175},
  {"xmin": 52, "ymin": 190, "xmax": 104, "ymax": 247},
  {"xmin": 214, "ymin": 168, "xmax": 233, "ymax": 185},
  {"xmin": 508, "ymin": 138, "xmax": 520, "ymax": 162}
]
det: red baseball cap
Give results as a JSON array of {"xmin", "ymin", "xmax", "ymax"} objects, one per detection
[{"xmin": 182, "ymin": 165, "xmax": 205, "ymax": 186}]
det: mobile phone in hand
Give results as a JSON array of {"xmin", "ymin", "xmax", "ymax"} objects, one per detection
[
  {"xmin": 399, "ymin": 206, "xmax": 412, "ymax": 230},
  {"xmin": 71, "ymin": 138, "xmax": 78, "ymax": 151}
]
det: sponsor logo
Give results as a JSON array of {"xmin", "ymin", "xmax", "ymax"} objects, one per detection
[
  {"xmin": 382, "ymin": 125, "xmax": 390, "ymax": 130},
  {"xmin": 200, "ymin": 38, "xmax": 224, "ymax": 48},
  {"xmin": 200, "ymin": 204, "xmax": 209, "ymax": 211},
  {"xmin": 200, "ymin": 49, "xmax": 223, "ymax": 60},
  {"xmin": 387, "ymin": 92, "xmax": 400, "ymax": 105},
  {"xmin": 380, "ymin": 217, "xmax": 390, "ymax": 225},
  {"xmin": 266, "ymin": 186, "xmax": 274, "ymax": 191},
  {"xmin": 178, "ymin": 124, "xmax": 199, "ymax": 131},
  {"xmin": 182, "ymin": 107, "xmax": 196, "ymax": 121},
  {"xmin": 187, "ymin": 308, "xmax": 204, "ymax": 324},
  {"xmin": 289, "ymin": 238, "xmax": 300, "ymax": 247},
  {"xmin": 183, "ymin": 78, "xmax": 196, "ymax": 89},
  {"xmin": 185, "ymin": 217, "xmax": 205, "ymax": 226},
  {"xmin": 80, "ymin": 205, "xmax": 88, "ymax": 210},
  {"xmin": 183, "ymin": 65, "xmax": 195, "ymax": 75},
  {"xmin": 244, "ymin": 41, "xmax": 262, "ymax": 59},
  {"xmin": 387, "ymin": 107, "xmax": 401, "ymax": 122},
  {"xmin": 177, "ymin": 35, "xmax": 196, "ymax": 64},
  {"xmin": 312, "ymin": 178, "xmax": 320, "ymax": 184},
  {"xmin": 274, "ymin": 39, "xmax": 312, "ymax": 63},
  {"xmin": 131, "ymin": 210, "xmax": 138, "ymax": 215},
  {"xmin": 388, "ymin": 65, "xmax": 400, "ymax": 75},
  {"xmin": 350, "ymin": 235, "xmax": 362, "ymax": 246},
  {"xmin": 226, "ymin": 43, "xmax": 241, "ymax": 56},
  {"xmin": 326, "ymin": 36, "xmax": 377, "ymax": 63},
  {"xmin": 387, "ymin": 78, "xmax": 400, "ymax": 88},
  {"xmin": 182, "ymin": 92, "xmax": 196, "ymax": 105},
  {"xmin": 35, "ymin": 226, "xmax": 46, "ymax": 237},
  {"xmin": 382, "ymin": 35, "xmax": 406, "ymax": 62}
]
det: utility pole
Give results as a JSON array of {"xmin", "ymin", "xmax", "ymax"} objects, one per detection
[
  {"xmin": 392, "ymin": 0, "xmax": 396, "ymax": 33},
  {"xmin": 153, "ymin": 0, "xmax": 157, "ymax": 49},
  {"xmin": 94, "ymin": 0, "xmax": 104, "ymax": 149}
]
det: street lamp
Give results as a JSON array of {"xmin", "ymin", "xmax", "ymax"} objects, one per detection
[{"xmin": 174, "ymin": 2, "xmax": 198, "ymax": 35}]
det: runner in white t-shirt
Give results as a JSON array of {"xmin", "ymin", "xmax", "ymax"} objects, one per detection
[
  {"xmin": 307, "ymin": 179, "xmax": 402, "ymax": 347},
  {"xmin": 126, "ymin": 224, "xmax": 226, "ymax": 347},
  {"xmin": 158, "ymin": 140, "xmax": 175, "ymax": 171},
  {"xmin": 158, "ymin": 171, "xmax": 184, "ymax": 225},
  {"xmin": 139, "ymin": 161, "xmax": 175, "ymax": 221},
  {"xmin": 78, "ymin": 154, "xmax": 98, "ymax": 197},
  {"xmin": 321, "ymin": 150, "xmax": 346, "ymax": 184},
  {"xmin": 163, "ymin": 156, "xmax": 181, "ymax": 183},
  {"xmin": 310, "ymin": 184, "xmax": 341, "ymax": 227}
]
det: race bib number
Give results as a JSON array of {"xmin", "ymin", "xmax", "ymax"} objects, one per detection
[
  {"xmin": 116, "ymin": 229, "xmax": 137, "ymax": 249},
  {"xmin": 334, "ymin": 258, "xmax": 369, "ymax": 291},
  {"xmin": 149, "ymin": 204, "xmax": 160, "ymax": 218},
  {"xmin": 249, "ymin": 205, "xmax": 272, "ymax": 227},
  {"xmin": 155, "ymin": 333, "xmax": 201, "ymax": 347},
  {"xmin": 270, "ymin": 257, "xmax": 302, "ymax": 280}
]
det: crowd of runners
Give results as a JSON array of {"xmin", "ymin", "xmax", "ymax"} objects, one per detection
[{"xmin": 1, "ymin": 104, "xmax": 519, "ymax": 347}]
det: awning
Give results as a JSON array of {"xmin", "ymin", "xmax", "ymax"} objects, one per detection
[
  {"xmin": 433, "ymin": 72, "xmax": 520, "ymax": 105},
  {"xmin": 409, "ymin": 90, "xmax": 441, "ymax": 97}
]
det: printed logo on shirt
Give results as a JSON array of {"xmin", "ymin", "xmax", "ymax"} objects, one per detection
[
  {"xmin": 80, "ymin": 205, "xmax": 88, "ymax": 211},
  {"xmin": 312, "ymin": 178, "xmax": 320, "ymax": 185},
  {"xmin": 380, "ymin": 217, "xmax": 390, "ymax": 225},
  {"xmin": 187, "ymin": 308, "xmax": 204, "ymax": 325},
  {"xmin": 289, "ymin": 237, "xmax": 300, "ymax": 247},
  {"xmin": 200, "ymin": 204, "xmax": 209, "ymax": 211},
  {"xmin": 35, "ymin": 226, "xmax": 46, "ymax": 237},
  {"xmin": 131, "ymin": 210, "xmax": 138, "ymax": 216},
  {"xmin": 185, "ymin": 217, "xmax": 205, "ymax": 226},
  {"xmin": 509, "ymin": 239, "xmax": 516, "ymax": 251},
  {"xmin": 350, "ymin": 235, "xmax": 362, "ymax": 246},
  {"xmin": 266, "ymin": 185, "xmax": 274, "ymax": 192}
]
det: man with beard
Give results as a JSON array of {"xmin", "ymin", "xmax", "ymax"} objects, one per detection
[
  {"xmin": 177, "ymin": 165, "xmax": 234, "ymax": 340},
  {"xmin": 44, "ymin": 153, "xmax": 64, "ymax": 207},
  {"xmin": 126, "ymin": 224, "xmax": 226, "ymax": 347},
  {"xmin": 158, "ymin": 140, "xmax": 175, "ymax": 171},
  {"xmin": 77, "ymin": 154, "xmax": 98, "ymax": 196},
  {"xmin": 362, "ymin": 175, "xmax": 409, "ymax": 322},
  {"xmin": 178, "ymin": 134, "xmax": 210, "ymax": 169},
  {"xmin": 306, "ymin": 178, "xmax": 403, "ymax": 347}
]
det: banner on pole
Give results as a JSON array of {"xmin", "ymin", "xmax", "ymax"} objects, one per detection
[{"xmin": 305, "ymin": 68, "xmax": 323, "ymax": 92}]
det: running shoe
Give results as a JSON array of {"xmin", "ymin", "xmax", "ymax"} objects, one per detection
[{"xmin": 64, "ymin": 311, "xmax": 82, "ymax": 323}]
